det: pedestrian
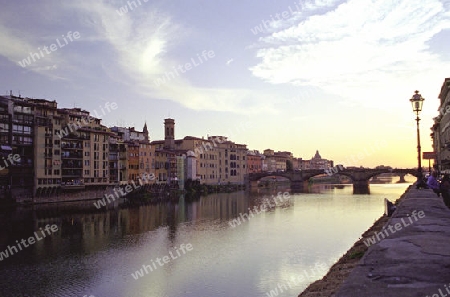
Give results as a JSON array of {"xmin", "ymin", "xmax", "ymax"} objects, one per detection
[
  {"xmin": 440, "ymin": 174, "xmax": 450, "ymax": 208},
  {"xmin": 427, "ymin": 171, "xmax": 441, "ymax": 197}
]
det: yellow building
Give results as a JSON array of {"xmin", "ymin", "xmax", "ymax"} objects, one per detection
[
  {"xmin": 209, "ymin": 136, "xmax": 247, "ymax": 185},
  {"xmin": 58, "ymin": 108, "xmax": 111, "ymax": 188},
  {"xmin": 28, "ymin": 99, "xmax": 63, "ymax": 197},
  {"xmin": 181, "ymin": 136, "xmax": 219, "ymax": 184},
  {"xmin": 138, "ymin": 123, "xmax": 154, "ymax": 184}
]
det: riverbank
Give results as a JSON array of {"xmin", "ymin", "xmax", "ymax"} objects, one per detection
[
  {"xmin": 4, "ymin": 182, "xmax": 246, "ymax": 206},
  {"xmin": 298, "ymin": 186, "xmax": 408, "ymax": 297}
]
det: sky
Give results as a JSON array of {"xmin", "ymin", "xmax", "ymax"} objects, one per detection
[{"xmin": 1, "ymin": 0, "xmax": 450, "ymax": 168}]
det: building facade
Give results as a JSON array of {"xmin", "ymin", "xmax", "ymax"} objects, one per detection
[
  {"xmin": 247, "ymin": 150, "xmax": 263, "ymax": 174},
  {"xmin": 432, "ymin": 78, "xmax": 450, "ymax": 172},
  {"xmin": 308, "ymin": 150, "xmax": 333, "ymax": 170}
]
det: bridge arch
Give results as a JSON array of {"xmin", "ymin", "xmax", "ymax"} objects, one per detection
[{"xmin": 246, "ymin": 168, "xmax": 418, "ymax": 193}]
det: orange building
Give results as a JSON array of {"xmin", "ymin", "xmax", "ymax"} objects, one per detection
[
  {"xmin": 247, "ymin": 150, "xmax": 263, "ymax": 173},
  {"xmin": 127, "ymin": 142, "xmax": 139, "ymax": 182}
]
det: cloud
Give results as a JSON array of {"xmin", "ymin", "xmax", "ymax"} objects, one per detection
[
  {"xmin": 65, "ymin": 1, "xmax": 283, "ymax": 114},
  {"xmin": 252, "ymin": 0, "xmax": 342, "ymax": 35},
  {"xmin": 250, "ymin": 0, "xmax": 450, "ymax": 107},
  {"xmin": 0, "ymin": 23, "xmax": 66, "ymax": 79}
]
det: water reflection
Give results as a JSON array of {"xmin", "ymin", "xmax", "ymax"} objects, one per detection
[
  {"xmin": 0, "ymin": 183, "xmax": 412, "ymax": 297},
  {"xmin": 0, "ymin": 184, "xmax": 380, "ymax": 263}
]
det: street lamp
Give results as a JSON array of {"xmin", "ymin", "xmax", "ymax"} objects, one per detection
[{"xmin": 410, "ymin": 90, "xmax": 425, "ymax": 187}]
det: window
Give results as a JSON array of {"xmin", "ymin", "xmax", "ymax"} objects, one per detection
[
  {"xmin": 14, "ymin": 114, "xmax": 33, "ymax": 124},
  {"xmin": 13, "ymin": 105, "xmax": 31, "ymax": 114},
  {"xmin": 12, "ymin": 124, "xmax": 31, "ymax": 134},
  {"xmin": 12, "ymin": 135, "xmax": 32, "ymax": 144}
]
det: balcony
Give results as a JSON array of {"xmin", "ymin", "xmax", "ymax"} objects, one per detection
[
  {"xmin": 62, "ymin": 164, "xmax": 83, "ymax": 169},
  {"xmin": 12, "ymin": 119, "xmax": 33, "ymax": 125},
  {"xmin": 61, "ymin": 153, "xmax": 83, "ymax": 159},
  {"xmin": 61, "ymin": 143, "xmax": 82, "ymax": 149},
  {"xmin": 62, "ymin": 169, "xmax": 82, "ymax": 177},
  {"xmin": 61, "ymin": 132, "xmax": 90, "ymax": 140}
]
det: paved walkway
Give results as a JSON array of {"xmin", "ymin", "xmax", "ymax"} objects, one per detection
[{"xmin": 334, "ymin": 185, "xmax": 450, "ymax": 297}]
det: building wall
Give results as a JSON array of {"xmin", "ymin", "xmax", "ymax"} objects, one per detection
[
  {"xmin": 31, "ymin": 99, "xmax": 62, "ymax": 196},
  {"xmin": 109, "ymin": 137, "xmax": 119, "ymax": 185},
  {"xmin": 197, "ymin": 140, "xmax": 219, "ymax": 185},
  {"xmin": 139, "ymin": 142, "xmax": 154, "ymax": 184},
  {"xmin": 247, "ymin": 152, "xmax": 262, "ymax": 173},
  {"xmin": 437, "ymin": 78, "xmax": 450, "ymax": 171},
  {"xmin": 213, "ymin": 137, "xmax": 247, "ymax": 185},
  {"xmin": 85, "ymin": 131, "xmax": 110, "ymax": 185},
  {"xmin": 127, "ymin": 142, "xmax": 139, "ymax": 182},
  {"xmin": 118, "ymin": 142, "xmax": 128, "ymax": 185},
  {"xmin": 185, "ymin": 155, "xmax": 196, "ymax": 181},
  {"xmin": 153, "ymin": 150, "xmax": 177, "ymax": 183},
  {"xmin": 177, "ymin": 136, "xmax": 219, "ymax": 184},
  {"xmin": 9, "ymin": 99, "xmax": 34, "ymax": 197}
]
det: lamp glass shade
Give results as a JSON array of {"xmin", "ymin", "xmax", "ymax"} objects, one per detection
[{"xmin": 410, "ymin": 90, "xmax": 424, "ymax": 113}]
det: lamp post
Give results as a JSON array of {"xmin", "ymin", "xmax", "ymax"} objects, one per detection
[{"xmin": 410, "ymin": 90, "xmax": 425, "ymax": 187}]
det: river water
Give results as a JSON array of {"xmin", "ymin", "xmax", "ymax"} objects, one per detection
[{"xmin": 0, "ymin": 180, "xmax": 413, "ymax": 297}]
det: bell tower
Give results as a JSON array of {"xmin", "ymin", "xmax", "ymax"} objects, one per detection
[
  {"xmin": 164, "ymin": 118, "xmax": 175, "ymax": 149},
  {"xmin": 143, "ymin": 121, "xmax": 149, "ymax": 143}
]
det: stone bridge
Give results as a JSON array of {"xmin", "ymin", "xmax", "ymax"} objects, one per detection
[{"xmin": 246, "ymin": 168, "xmax": 418, "ymax": 193}]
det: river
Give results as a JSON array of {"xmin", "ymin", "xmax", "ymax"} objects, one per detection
[{"xmin": 0, "ymin": 180, "xmax": 413, "ymax": 297}]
